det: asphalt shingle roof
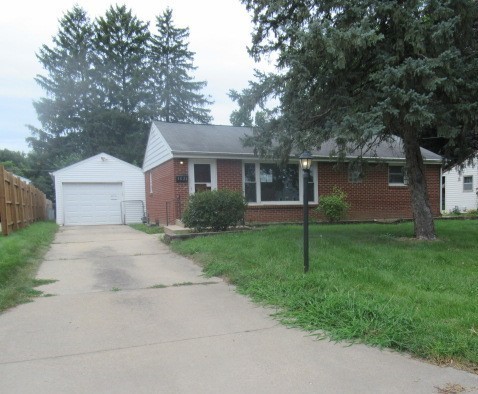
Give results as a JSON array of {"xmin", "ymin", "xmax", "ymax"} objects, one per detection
[
  {"xmin": 153, "ymin": 121, "xmax": 442, "ymax": 162},
  {"xmin": 154, "ymin": 121, "xmax": 254, "ymax": 156}
]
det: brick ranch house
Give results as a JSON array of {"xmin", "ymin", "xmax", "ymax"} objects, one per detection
[{"xmin": 142, "ymin": 121, "xmax": 442, "ymax": 225}]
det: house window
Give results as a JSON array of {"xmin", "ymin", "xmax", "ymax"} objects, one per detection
[
  {"xmin": 389, "ymin": 165, "xmax": 408, "ymax": 185},
  {"xmin": 243, "ymin": 162, "xmax": 317, "ymax": 204},
  {"xmin": 348, "ymin": 162, "xmax": 363, "ymax": 183},
  {"xmin": 463, "ymin": 176, "xmax": 473, "ymax": 192},
  {"xmin": 244, "ymin": 163, "xmax": 257, "ymax": 202},
  {"xmin": 149, "ymin": 172, "xmax": 153, "ymax": 194},
  {"xmin": 260, "ymin": 163, "xmax": 299, "ymax": 202}
]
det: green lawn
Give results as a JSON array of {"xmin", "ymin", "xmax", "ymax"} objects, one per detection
[
  {"xmin": 0, "ymin": 221, "xmax": 58, "ymax": 312},
  {"xmin": 129, "ymin": 223, "xmax": 164, "ymax": 234},
  {"xmin": 171, "ymin": 220, "xmax": 478, "ymax": 371}
]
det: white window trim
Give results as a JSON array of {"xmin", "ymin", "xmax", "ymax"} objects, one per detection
[
  {"xmin": 242, "ymin": 161, "xmax": 318, "ymax": 205},
  {"xmin": 188, "ymin": 159, "xmax": 217, "ymax": 194},
  {"xmin": 149, "ymin": 172, "xmax": 153, "ymax": 194},
  {"xmin": 388, "ymin": 164, "xmax": 408, "ymax": 186}
]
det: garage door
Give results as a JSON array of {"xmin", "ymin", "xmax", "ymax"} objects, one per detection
[{"xmin": 63, "ymin": 183, "xmax": 123, "ymax": 225}]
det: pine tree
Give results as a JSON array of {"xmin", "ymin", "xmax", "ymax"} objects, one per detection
[
  {"xmin": 27, "ymin": 6, "xmax": 95, "ymax": 199},
  {"xmin": 32, "ymin": 6, "xmax": 94, "ymax": 139},
  {"xmin": 233, "ymin": 0, "xmax": 478, "ymax": 240},
  {"xmin": 150, "ymin": 8, "xmax": 212, "ymax": 124},
  {"xmin": 87, "ymin": 5, "xmax": 152, "ymax": 163}
]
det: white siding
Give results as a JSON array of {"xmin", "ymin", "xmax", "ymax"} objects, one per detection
[
  {"xmin": 142, "ymin": 123, "xmax": 173, "ymax": 172},
  {"xmin": 53, "ymin": 153, "xmax": 146, "ymax": 225},
  {"xmin": 443, "ymin": 159, "xmax": 478, "ymax": 212}
]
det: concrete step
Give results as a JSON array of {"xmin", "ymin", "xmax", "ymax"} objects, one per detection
[
  {"xmin": 175, "ymin": 219, "xmax": 185, "ymax": 227},
  {"xmin": 164, "ymin": 225, "xmax": 191, "ymax": 236}
]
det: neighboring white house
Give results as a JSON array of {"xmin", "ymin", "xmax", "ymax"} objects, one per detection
[
  {"xmin": 442, "ymin": 158, "xmax": 478, "ymax": 213},
  {"xmin": 52, "ymin": 153, "xmax": 145, "ymax": 226}
]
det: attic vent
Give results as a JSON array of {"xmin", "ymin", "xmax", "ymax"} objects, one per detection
[{"xmin": 101, "ymin": 156, "xmax": 107, "ymax": 161}]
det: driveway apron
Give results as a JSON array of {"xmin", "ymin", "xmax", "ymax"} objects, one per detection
[{"xmin": 0, "ymin": 225, "xmax": 476, "ymax": 393}]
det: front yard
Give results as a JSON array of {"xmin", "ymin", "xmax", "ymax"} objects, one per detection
[{"xmin": 171, "ymin": 220, "xmax": 478, "ymax": 372}]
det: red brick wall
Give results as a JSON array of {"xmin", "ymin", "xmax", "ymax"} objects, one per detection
[
  {"xmin": 314, "ymin": 162, "xmax": 441, "ymax": 221},
  {"xmin": 145, "ymin": 158, "xmax": 441, "ymax": 224},
  {"xmin": 217, "ymin": 159, "xmax": 243, "ymax": 191},
  {"xmin": 145, "ymin": 159, "xmax": 189, "ymax": 225}
]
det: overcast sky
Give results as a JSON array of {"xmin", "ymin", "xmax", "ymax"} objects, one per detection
[{"xmin": 0, "ymin": 0, "xmax": 271, "ymax": 153}]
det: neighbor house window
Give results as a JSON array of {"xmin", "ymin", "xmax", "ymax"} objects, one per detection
[
  {"xmin": 348, "ymin": 162, "xmax": 364, "ymax": 183},
  {"xmin": 463, "ymin": 176, "xmax": 473, "ymax": 192},
  {"xmin": 389, "ymin": 165, "xmax": 408, "ymax": 185},
  {"xmin": 243, "ymin": 162, "xmax": 317, "ymax": 204}
]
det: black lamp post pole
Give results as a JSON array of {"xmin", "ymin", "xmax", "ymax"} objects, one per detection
[{"xmin": 303, "ymin": 169, "xmax": 310, "ymax": 273}]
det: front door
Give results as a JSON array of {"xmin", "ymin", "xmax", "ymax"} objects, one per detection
[{"xmin": 188, "ymin": 160, "xmax": 217, "ymax": 194}]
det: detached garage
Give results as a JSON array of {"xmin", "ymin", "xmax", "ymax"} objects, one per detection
[{"xmin": 52, "ymin": 153, "xmax": 145, "ymax": 226}]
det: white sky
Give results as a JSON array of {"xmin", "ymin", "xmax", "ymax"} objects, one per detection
[{"xmin": 0, "ymin": 0, "xmax": 272, "ymax": 153}]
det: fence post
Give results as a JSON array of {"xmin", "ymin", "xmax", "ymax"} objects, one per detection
[
  {"xmin": 0, "ymin": 166, "xmax": 7, "ymax": 235},
  {"xmin": 18, "ymin": 179, "xmax": 26, "ymax": 228},
  {"xmin": 10, "ymin": 172, "xmax": 19, "ymax": 231}
]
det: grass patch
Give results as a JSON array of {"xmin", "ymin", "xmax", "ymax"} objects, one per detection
[
  {"xmin": 129, "ymin": 223, "xmax": 164, "ymax": 234},
  {"xmin": 171, "ymin": 220, "xmax": 478, "ymax": 370},
  {"xmin": 172, "ymin": 282, "xmax": 194, "ymax": 287},
  {"xmin": 149, "ymin": 284, "xmax": 167, "ymax": 289},
  {"xmin": 0, "ymin": 222, "xmax": 58, "ymax": 312}
]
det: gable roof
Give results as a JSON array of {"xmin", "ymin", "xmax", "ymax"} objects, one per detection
[
  {"xmin": 152, "ymin": 121, "xmax": 255, "ymax": 156},
  {"xmin": 51, "ymin": 153, "xmax": 142, "ymax": 177},
  {"xmin": 144, "ymin": 121, "xmax": 441, "ymax": 170}
]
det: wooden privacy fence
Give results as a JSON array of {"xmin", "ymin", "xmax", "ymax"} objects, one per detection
[{"xmin": 0, "ymin": 165, "xmax": 47, "ymax": 236}]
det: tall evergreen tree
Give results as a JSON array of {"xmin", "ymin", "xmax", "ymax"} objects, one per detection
[
  {"xmin": 27, "ymin": 6, "xmax": 95, "ymax": 199},
  {"xmin": 31, "ymin": 5, "xmax": 94, "ymax": 140},
  {"xmin": 232, "ymin": 0, "xmax": 478, "ymax": 239},
  {"xmin": 150, "ymin": 8, "xmax": 212, "ymax": 124},
  {"xmin": 88, "ymin": 5, "xmax": 152, "ymax": 163}
]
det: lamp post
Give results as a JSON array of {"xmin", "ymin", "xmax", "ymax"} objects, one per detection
[{"xmin": 299, "ymin": 151, "xmax": 313, "ymax": 273}]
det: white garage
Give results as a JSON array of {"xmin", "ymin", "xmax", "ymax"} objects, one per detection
[{"xmin": 52, "ymin": 153, "xmax": 146, "ymax": 226}]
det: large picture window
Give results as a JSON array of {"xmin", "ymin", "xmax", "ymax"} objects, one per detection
[{"xmin": 243, "ymin": 162, "xmax": 317, "ymax": 204}]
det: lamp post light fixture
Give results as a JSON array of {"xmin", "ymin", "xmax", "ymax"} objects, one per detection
[{"xmin": 299, "ymin": 150, "xmax": 313, "ymax": 273}]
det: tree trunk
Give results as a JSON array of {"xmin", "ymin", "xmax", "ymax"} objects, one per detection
[{"xmin": 402, "ymin": 128, "xmax": 436, "ymax": 240}]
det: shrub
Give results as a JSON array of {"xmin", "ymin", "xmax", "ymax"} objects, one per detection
[
  {"xmin": 182, "ymin": 189, "xmax": 247, "ymax": 232},
  {"xmin": 451, "ymin": 206, "xmax": 461, "ymax": 215},
  {"xmin": 316, "ymin": 187, "xmax": 350, "ymax": 222}
]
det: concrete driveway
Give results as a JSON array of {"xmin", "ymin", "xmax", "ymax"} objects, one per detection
[{"xmin": 0, "ymin": 225, "xmax": 476, "ymax": 393}]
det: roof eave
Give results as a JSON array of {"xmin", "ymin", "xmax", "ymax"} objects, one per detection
[{"xmin": 170, "ymin": 151, "xmax": 442, "ymax": 164}]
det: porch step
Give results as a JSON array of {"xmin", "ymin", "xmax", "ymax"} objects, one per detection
[
  {"xmin": 164, "ymin": 225, "xmax": 191, "ymax": 236},
  {"xmin": 175, "ymin": 219, "xmax": 185, "ymax": 227}
]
